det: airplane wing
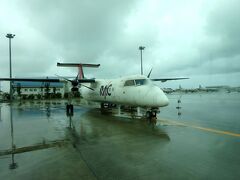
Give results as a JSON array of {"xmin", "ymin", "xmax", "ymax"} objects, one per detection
[
  {"xmin": 151, "ymin": 78, "xmax": 189, "ymax": 82},
  {"xmin": 0, "ymin": 78, "xmax": 61, "ymax": 82},
  {"xmin": 78, "ymin": 79, "xmax": 96, "ymax": 83},
  {"xmin": 0, "ymin": 78, "xmax": 96, "ymax": 83}
]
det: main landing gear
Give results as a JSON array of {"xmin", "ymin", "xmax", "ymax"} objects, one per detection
[
  {"xmin": 100, "ymin": 102, "xmax": 113, "ymax": 114},
  {"xmin": 100, "ymin": 102, "xmax": 117, "ymax": 112},
  {"xmin": 146, "ymin": 109, "xmax": 159, "ymax": 125}
]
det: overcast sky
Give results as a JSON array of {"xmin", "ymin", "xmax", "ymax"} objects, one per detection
[{"xmin": 0, "ymin": 0, "xmax": 240, "ymax": 91}]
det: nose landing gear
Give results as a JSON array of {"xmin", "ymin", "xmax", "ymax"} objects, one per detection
[{"xmin": 146, "ymin": 109, "xmax": 159, "ymax": 125}]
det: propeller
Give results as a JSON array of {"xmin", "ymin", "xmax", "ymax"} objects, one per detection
[{"xmin": 55, "ymin": 74, "xmax": 94, "ymax": 91}]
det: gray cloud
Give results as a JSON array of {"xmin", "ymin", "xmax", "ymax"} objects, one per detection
[
  {"xmin": 1, "ymin": 0, "xmax": 240, "ymax": 90},
  {"xmin": 16, "ymin": 0, "xmax": 139, "ymax": 60},
  {"xmin": 154, "ymin": 0, "xmax": 240, "ymax": 82},
  {"xmin": 197, "ymin": 0, "xmax": 240, "ymax": 70}
]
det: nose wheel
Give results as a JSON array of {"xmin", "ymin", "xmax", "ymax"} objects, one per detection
[{"xmin": 146, "ymin": 109, "xmax": 158, "ymax": 125}]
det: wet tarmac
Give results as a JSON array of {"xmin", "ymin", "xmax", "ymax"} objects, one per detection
[{"xmin": 0, "ymin": 92, "xmax": 240, "ymax": 180}]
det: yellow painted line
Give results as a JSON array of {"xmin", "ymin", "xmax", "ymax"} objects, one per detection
[
  {"xmin": 161, "ymin": 119, "xmax": 240, "ymax": 137},
  {"xmin": 190, "ymin": 125, "xmax": 240, "ymax": 137}
]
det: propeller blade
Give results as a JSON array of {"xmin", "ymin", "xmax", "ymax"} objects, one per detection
[
  {"xmin": 147, "ymin": 68, "xmax": 153, "ymax": 78},
  {"xmin": 75, "ymin": 74, "xmax": 79, "ymax": 81},
  {"xmin": 80, "ymin": 84, "xmax": 94, "ymax": 91},
  {"xmin": 55, "ymin": 74, "xmax": 73, "ymax": 83}
]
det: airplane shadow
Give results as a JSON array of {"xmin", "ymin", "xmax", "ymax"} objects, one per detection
[{"xmin": 68, "ymin": 108, "xmax": 171, "ymax": 146}]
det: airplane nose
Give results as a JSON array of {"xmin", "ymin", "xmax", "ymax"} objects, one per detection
[
  {"xmin": 155, "ymin": 88, "xmax": 169, "ymax": 107},
  {"xmin": 160, "ymin": 93, "xmax": 169, "ymax": 106}
]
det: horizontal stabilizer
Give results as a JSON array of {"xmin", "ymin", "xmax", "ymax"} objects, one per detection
[
  {"xmin": 151, "ymin": 78, "xmax": 189, "ymax": 82},
  {"xmin": 57, "ymin": 63, "xmax": 100, "ymax": 68}
]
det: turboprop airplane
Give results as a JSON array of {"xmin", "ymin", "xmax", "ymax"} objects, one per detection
[{"xmin": 0, "ymin": 62, "xmax": 188, "ymax": 123}]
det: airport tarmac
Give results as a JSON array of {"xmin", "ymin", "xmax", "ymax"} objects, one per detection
[{"xmin": 0, "ymin": 92, "xmax": 240, "ymax": 180}]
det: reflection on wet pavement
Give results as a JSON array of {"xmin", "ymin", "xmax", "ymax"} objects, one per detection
[{"xmin": 0, "ymin": 93, "xmax": 240, "ymax": 179}]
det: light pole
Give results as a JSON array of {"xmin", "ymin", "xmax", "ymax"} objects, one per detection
[
  {"xmin": 6, "ymin": 33, "xmax": 15, "ymax": 101},
  {"xmin": 6, "ymin": 33, "xmax": 17, "ymax": 169},
  {"xmin": 139, "ymin": 46, "xmax": 145, "ymax": 75}
]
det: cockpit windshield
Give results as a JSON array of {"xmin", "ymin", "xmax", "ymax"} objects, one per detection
[
  {"xmin": 124, "ymin": 79, "xmax": 147, "ymax": 87},
  {"xmin": 135, "ymin": 79, "xmax": 147, "ymax": 86},
  {"xmin": 124, "ymin": 80, "xmax": 135, "ymax": 86}
]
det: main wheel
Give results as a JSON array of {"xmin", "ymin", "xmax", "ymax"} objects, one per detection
[{"xmin": 146, "ymin": 111, "xmax": 151, "ymax": 118}]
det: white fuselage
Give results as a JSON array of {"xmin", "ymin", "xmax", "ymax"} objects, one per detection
[{"xmin": 80, "ymin": 75, "xmax": 169, "ymax": 108}]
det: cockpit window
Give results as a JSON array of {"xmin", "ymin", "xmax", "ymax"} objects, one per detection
[
  {"xmin": 124, "ymin": 80, "xmax": 135, "ymax": 86},
  {"xmin": 124, "ymin": 79, "xmax": 147, "ymax": 87},
  {"xmin": 135, "ymin": 79, "xmax": 147, "ymax": 86}
]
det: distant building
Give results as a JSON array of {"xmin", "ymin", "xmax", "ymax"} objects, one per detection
[
  {"xmin": 0, "ymin": 92, "xmax": 3, "ymax": 101},
  {"xmin": 162, "ymin": 88, "xmax": 174, "ymax": 93},
  {"xmin": 205, "ymin": 85, "xmax": 230, "ymax": 89},
  {"xmin": 0, "ymin": 82, "xmax": 2, "ymax": 100},
  {"xmin": 205, "ymin": 85, "xmax": 230, "ymax": 91},
  {"xmin": 12, "ymin": 80, "xmax": 65, "ymax": 97}
]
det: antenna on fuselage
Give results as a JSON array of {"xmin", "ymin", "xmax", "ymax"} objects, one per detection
[{"xmin": 147, "ymin": 68, "xmax": 153, "ymax": 78}]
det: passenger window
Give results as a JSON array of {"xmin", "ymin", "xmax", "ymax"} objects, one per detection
[{"xmin": 124, "ymin": 80, "xmax": 135, "ymax": 86}]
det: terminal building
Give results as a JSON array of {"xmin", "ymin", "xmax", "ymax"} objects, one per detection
[
  {"xmin": 12, "ymin": 80, "xmax": 65, "ymax": 98},
  {"xmin": 0, "ymin": 92, "xmax": 3, "ymax": 101}
]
